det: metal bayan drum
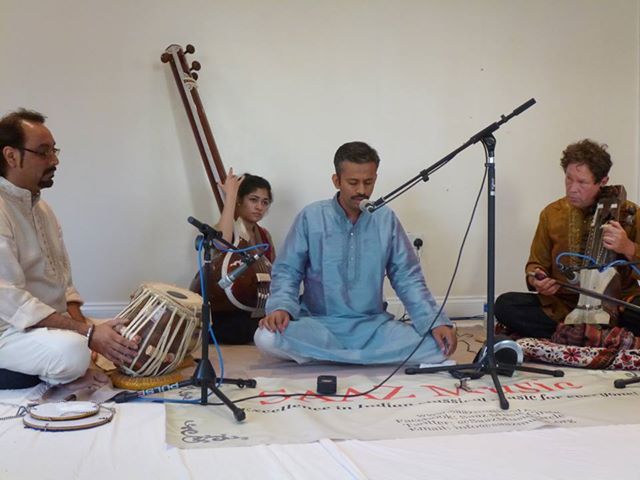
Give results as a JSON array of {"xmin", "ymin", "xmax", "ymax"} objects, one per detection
[{"xmin": 116, "ymin": 283, "xmax": 202, "ymax": 377}]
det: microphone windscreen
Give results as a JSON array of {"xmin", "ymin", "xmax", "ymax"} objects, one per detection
[{"xmin": 359, "ymin": 198, "xmax": 373, "ymax": 213}]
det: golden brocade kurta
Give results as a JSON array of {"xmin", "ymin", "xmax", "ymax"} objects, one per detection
[{"xmin": 526, "ymin": 196, "xmax": 640, "ymax": 322}]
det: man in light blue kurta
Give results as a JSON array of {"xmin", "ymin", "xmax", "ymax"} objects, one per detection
[{"xmin": 254, "ymin": 141, "xmax": 456, "ymax": 364}]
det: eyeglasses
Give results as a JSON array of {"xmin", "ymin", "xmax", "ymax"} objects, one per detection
[{"xmin": 21, "ymin": 146, "xmax": 61, "ymax": 159}]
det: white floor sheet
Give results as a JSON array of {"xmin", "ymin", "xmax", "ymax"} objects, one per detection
[{"xmin": 1, "ymin": 344, "xmax": 640, "ymax": 479}]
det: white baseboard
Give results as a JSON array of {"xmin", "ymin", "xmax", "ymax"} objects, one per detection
[
  {"xmin": 385, "ymin": 295, "xmax": 486, "ymax": 321},
  {"xmin": 83, "ymin": 295, "xmax": 487, "ymax": 320},
  {"xmin": 82, "ymin": 303, "xmax": 128, "ymax": 319}
]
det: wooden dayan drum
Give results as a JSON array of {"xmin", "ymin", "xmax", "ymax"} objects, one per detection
[{"xmin": 116, "ymin": 283, "xmax": 202, "ymax": 377}]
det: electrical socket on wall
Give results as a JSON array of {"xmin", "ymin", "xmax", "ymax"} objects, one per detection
[{"xmin": 406, "ymin": 232, "xmax": 424, "ymax": 255}]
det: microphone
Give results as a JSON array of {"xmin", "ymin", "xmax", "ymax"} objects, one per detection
[
  {"xmin": 359, "ymin": 198, "xmax": 377, "ymax": 213},
  {"xmin": 218, "ymin": 252, "xmax": 262, "ymax": 289},
  {"xmin": 563, "ymin": 270, "xmax": 579, "ymax": 285},
  {"xmin": 512, "ymin": 98, "xmax": 536, "ymax": 116},
  {"xmin": 187, "ymin": 216, "xmax": 221, "ymax": 238},
  {"xmin": 558, "ymin": 264, "xmax": 579, "ymax": 284}
]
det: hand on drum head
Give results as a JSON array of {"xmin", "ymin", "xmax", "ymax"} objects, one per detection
[
  {"xmin": 258, "ymin": 310, "xmax": 291, "ymax": 334},
  {"xmin": 90, "ymin": 318, "xmax": 140, "ymax": 367}
]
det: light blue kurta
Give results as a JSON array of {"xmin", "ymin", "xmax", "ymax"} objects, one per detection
[{"xmin": 265, "ymin": 194, "xmax": 451, "ymax": 364}]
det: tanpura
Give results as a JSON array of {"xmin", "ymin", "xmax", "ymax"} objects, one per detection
[{"xmin": 161, "ymin": 44, "xmax": 272, "ymax": 320}]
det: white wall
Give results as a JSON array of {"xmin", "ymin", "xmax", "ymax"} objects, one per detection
[{"xmin": 1, "ymin": 0, "xmax": 638, "ymax": 316}]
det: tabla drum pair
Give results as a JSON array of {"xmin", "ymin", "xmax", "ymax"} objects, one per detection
[{"xmin": 115, "ymin": 283, "xmax": 202, "ymax": 380}]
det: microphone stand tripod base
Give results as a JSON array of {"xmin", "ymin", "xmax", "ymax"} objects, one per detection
[{"xmin": 192, "ymin": 355, "xmax": 249, "ymax": 421}]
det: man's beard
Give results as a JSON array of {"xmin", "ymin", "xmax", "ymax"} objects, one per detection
[{"xmin": 38, "ymin": 168, "xmax": 56, "ymax": 188}]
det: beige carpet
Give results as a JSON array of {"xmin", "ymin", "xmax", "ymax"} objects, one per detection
[{"xmin": 203, "ymin": 322, "xmax": 487, "ymax": 381}]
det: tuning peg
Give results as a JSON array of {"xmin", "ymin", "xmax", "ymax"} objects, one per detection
[
  {"xmin": 191, "ymin": 61, "xmax": 201, "ymax": 71},
  {"xmin": 160, "ymin": 52, "xmax": 171, "ymax": 63},
  {"xmin": 185, "ymin": 44, "xmax": 195, "ymax": 54},
  {"xmin": 191, "ymin": 72, "xmax": 199, "ymax": 81}
]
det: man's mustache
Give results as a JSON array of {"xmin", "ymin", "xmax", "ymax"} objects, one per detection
[
  {"xmin": 44, "ymin": 168, "xmax": 56, "ymax": 175},
  {"xmin": 351, "ymin": 195, "xmax": 369, "ymax": 201}
]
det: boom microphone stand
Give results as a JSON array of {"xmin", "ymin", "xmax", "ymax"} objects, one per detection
[
  {"xmin": 365, "ymin": 99, "xmax": 556, "ymax": 410},
  {"xmin": 115, "ymin": 216, "xmax": 256, "ymax": 422},
  {"xmin": 187, "ymin": 216, "xmax": 258, "ymax": 420}
]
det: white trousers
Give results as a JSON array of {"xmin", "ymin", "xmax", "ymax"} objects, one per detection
[
  {"xmin": 254, "ymin": 328, "xmax": 312, "ymax": 364},
  {"xmin": 254, "ymin": 325, "xmax": 453, "ymax": 366},
  {"xmin": 0, "ymin": 327, "xmax": 91, "ymax": 385}
]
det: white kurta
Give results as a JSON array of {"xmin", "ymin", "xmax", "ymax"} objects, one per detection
[
  {"xmin": 0, "ymin": 177, "xmax": 88, "ymax": 384},
  {"xmin": 0, "ymin": 176, "xmax": 82, "ymax": 334}
]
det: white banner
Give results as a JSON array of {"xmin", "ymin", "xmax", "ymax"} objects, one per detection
[{"xmin": 165, "ymin": 369, "xmax": 640, "ymax": 448}]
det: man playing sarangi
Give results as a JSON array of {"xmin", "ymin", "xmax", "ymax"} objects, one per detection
[{"xmin": 495, "ymin": 139, "xmax": 640, "ymax": 339}]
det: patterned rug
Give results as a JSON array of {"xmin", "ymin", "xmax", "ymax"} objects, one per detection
[{"xmin": 519, "ymin": 337, "xmax": 640, "ymax": 370}]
